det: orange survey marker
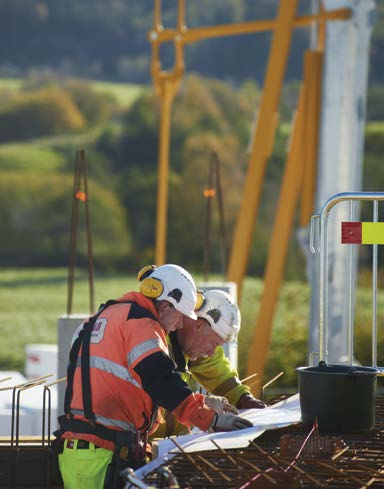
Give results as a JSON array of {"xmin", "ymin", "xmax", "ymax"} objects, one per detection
[
  {"xmin": 203, "ymin": 188, "xmax": 216, "ymax": 198},
  {"xmin": 76, "ymin": 191, "xmax": 87, "ymax": 202}
]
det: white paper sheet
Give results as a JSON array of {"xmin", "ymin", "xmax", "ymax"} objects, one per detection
[{"xmin": 135, "ymin": 394, "xmax": 301, "ymax": 480}]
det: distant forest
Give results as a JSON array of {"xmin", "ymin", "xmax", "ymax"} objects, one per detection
[
  {"xmin": 1, "ymin": 0, "xmax": 383, "ymax": 85},
  {"xmin": 0, "ymin": 1, "xmax": 383, "ymax": 276}
]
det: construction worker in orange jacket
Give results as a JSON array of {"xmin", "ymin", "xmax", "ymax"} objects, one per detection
[
  {"xmin": 57, "ymin": 264, "xmax": 252, "ymax": 489},
  {"xmin": 153, "ymin": 289, "xmax": 266, "ymax": 438}
]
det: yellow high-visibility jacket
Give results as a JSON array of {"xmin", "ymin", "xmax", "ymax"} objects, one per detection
[{"xmin": 151, "ymin": 332, "xmax": 251, "ymax": 438}]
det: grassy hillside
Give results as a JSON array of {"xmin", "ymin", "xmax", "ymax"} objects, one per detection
[
  {"xmin": 91, "ymin": 81, "xmax": 145, "ymax": 107},
  {"xmin": 0, "ymin": 77, "xmax": 145, "ymax": 107},
  {"xmin": 0, "ymin": 143, "xmax": 67, "ymax": 172},
  {"xmin": 0, "ymin": 77, "xmax": 22, "ymax": 91}
]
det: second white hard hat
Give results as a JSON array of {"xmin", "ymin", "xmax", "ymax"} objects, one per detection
[{"xmin": 195, "ymin": 289, "xmax": 241, "ymax": 342}]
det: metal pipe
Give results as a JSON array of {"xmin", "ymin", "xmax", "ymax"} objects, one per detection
[
  {"xmin": 319, "ymin": 201, "xmax": 329, "ymax": 361},
  {"xmin": 372, "ymin": 200, "xmax": 379, "ymax": 367},
  {"xmin": 82, "ymin": 150, "xmax": 95, "ymax": 314},
  {"xmin": 347, "ymin": 200, "xmax": 356, "ymax": 365},
  {"xmin": 16, "ymin": 379, "xmax": 46, "ymax": 447},
  {"xmin": 310, "ymin": 214, "xmax": 320, "ymax": 255}
]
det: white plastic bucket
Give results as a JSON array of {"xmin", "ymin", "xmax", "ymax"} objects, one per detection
[{"xmin": 25, "ymin": 344, "xmax": 58, "ymax": 379}]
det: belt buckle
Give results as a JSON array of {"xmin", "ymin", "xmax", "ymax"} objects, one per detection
[
  {"xmin": 66, "ymin": 440, "xmax": 75, "ymax": 449},
  {"xmin": 66, "ymin": 439, "xmax": 91, "ymax": 449}
]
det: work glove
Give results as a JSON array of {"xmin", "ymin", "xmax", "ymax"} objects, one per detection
[
  {"xmin": 209, "ymin": 413, "xmax": 253, "ymax": 433},
  {"xmin": 236, "ymin": 393, "xmax": 267, "ymax": 410},
  {"xmin": 205, "ymin": 394, "xmax": 238, "ymax": 415}
]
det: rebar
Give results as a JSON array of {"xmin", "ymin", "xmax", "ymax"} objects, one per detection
[
  {"xmin": 2, "ymin": 391, "xmax": 384, "ymax": 488},
  {"xmin": 142, "ymin": 396, "xmax": 384, "ymax": 489}
]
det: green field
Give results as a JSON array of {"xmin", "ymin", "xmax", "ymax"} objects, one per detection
[
  {"xmin": 0, "ymin": 269, "xmax": 137, "ymax": 371},
  {"xmin": 0, "ymin": 77, "xmax": 22, "ymax": 91},
  {"xmin": 0, "ymin": 142, "xmax": 67, "ymax": 173},
  {"xmin": 91, "ymin": 80, "xmax": 146, "ymax": 107},
  {"xmin": 1, "ymin": 268, "xmax": 383, "ymax": 393},
  {"xmin": 0, "ymin": 268, "xmax": 309, "ymax": 389},
  {"xmin": 366, "ymin": 121, "xmax": 384, "ymax": 133}
]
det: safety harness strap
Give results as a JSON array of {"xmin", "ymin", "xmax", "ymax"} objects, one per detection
[
  {"xmin": 64, "ymin": 325, "xmax": 86, "ymax": 416},
  {"xmin": 64, "ymin": 299, "xmax": 120, "ymax": 418},
  {"xmin": 80, "ymin": 316, "xmax": 96, "ymax": 423},
  {"xmin": 83, "ymin": 299, "xmax": 127, "ymax": 422}
]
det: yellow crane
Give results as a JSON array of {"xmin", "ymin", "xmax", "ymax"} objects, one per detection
[{"xmin": 149, "ymin": 0, "xmax": 351, "ymax": 387}]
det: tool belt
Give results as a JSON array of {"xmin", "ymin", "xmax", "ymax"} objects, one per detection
[
  {"xmin": 58, "ymin": 415, "xmax": 119, "ymax": 443},
  {"xmin": 55, "ymin": 415, "xmax": 148, "ymax": 489}
]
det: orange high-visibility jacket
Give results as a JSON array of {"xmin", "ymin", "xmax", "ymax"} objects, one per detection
[{"xmin": 64, "ymin": 291, "xmax": 215, "ymax": 450}]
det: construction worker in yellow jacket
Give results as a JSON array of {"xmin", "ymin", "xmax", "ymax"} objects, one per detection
[
  {"xmin": 153, "ymin": 289, "xmax": 266, "ymax": 438},
  {"xmin": 57, "ymin": 265, "xmax": 252, "ymax": 489}
]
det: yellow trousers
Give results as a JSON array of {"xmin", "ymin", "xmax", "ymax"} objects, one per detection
[{"xmin": 59, "ymin": 439, "xmax": 113, "ymax": 489}]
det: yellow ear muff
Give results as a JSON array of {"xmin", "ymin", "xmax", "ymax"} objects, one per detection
[
  {"xmin": 195, "ymin": 290, "xmax": 206, "ymax": 311},
  {"xmin": 137, "ymin": 264, "xmax": 157, "ymax": 282},
  {"xmin": 139, "ymin": 277, "xmax": 164, "ymax": 299}
]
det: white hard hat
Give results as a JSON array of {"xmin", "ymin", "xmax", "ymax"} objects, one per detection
[
  {"xmin": 195, "ymin": 289, "xmax": 241, "ymax": 342},
  {"xmin": 138, "ymin": 264, "xmax": 198, "ymax": 319}
]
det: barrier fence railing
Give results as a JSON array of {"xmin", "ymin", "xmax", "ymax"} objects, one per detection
[{"xmin": 310, "ymin": 191, "xmax": 384, "ymax": 368}]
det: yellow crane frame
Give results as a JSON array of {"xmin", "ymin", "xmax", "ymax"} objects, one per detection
[{"xmin": 149, "ymin": 0, "xmax": 351, "ymax": 385}]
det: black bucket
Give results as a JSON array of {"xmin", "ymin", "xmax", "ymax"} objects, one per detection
[{"xmin": 297, "ymin": 362, "xmax": 377, "ymax": 433}]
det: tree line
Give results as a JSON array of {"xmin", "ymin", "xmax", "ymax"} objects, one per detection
[
  {"xmin": 0, "ymin": 74, "xmax": 383, "ymax": 278},
  {"xmin": 0, "ymin": 0, "xmax": 383, "ymax": 85}
]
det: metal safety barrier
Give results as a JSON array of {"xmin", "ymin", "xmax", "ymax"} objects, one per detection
[{"xmin": 310, "ymin": 191, "xmax": 384, "ymax": 367}]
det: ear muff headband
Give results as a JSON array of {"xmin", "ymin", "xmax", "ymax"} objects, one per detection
[
  {"xmin": 137, "ymin": 264, "xmax": 157, "ymax": 281},
  {"xmin": 194, "ymin": 290, "xmax": 206, "ymax": 311}
]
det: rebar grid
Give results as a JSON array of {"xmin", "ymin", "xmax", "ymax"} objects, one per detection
[
  {"xmin": 0, "ymin": 375, "xmax": 66, "ymax": 488},
  {"xmin": 280, "ymin": 433, "xmax": 345, "ymax": 459},
  {"xmin": 143, "ymin": 396, "xmax": 384, "ymax": 489}
]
